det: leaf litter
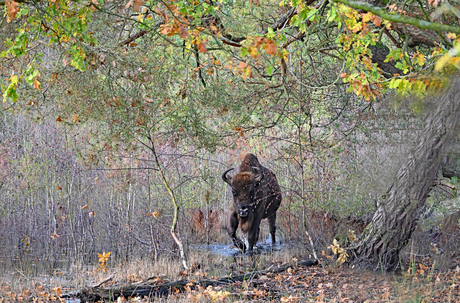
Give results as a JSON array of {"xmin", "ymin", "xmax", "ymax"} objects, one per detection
[{"xmin": 0, "ymin": 255, "xmax": 459, "ymax": 302}]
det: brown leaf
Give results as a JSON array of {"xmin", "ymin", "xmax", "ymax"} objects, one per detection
[
  {"xmin": 254, "ymin": 36, "xmax": 266, "ymax": 48},
  {"xmin": 146, "ymin": 211, "xmax": 159, "ymax": 218},
  {"xmin": 90, "ymin": 0, "xmax": 99, "ymax": 11},
  {"xmin": 50, "ymin": 229, "xmax": 60, "ymax": 239},
  {"xmin": 197, "ymin": 42, "xmax": 207, "ymax": 53},
  {"xmin": 264, "ymin": 39, "xmax": 277, "ymax": 55},
  {"xmin": 33, "ymin": 80, "xmax": 41, "ymax": 90},
  {"xmin": 237, "ymin": 61, "xmax": 248, "ymax": 69},
  {"xmin": 133, "ymin": 0, "xmax": 143, "ymax": 12},
  {"xmin": 125, "ymin": 0, "xmax": 134, "ymax": 9},
  {"xmin": 6, "ymin": 0, "xmax": 20, "ymax": 23},
  {"xmin": 179, "ymin": 26, "xmax": 189, "ymax": 39},
  {"xmin": 428, "ymin": 0, "xmax": 440, "ymax": 7},
  {"xmin": 373, "ymin": 16, "xmax": 382, "ymax": 27},
  {"xmin": 71, "ymin": 115, "xmax": 81, "ymax": 123}
]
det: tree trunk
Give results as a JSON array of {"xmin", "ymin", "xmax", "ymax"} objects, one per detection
[
  {"xmin": 351, "ymin": 77, "xmax": 460, "ymax": 271},
  {"xmin": 148, "ymin": 138, "xmax": 188, "ymax": 270}
]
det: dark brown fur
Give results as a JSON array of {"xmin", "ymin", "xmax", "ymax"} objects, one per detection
[{"xmin": 222, "ymin": 153, "xmax": 282, "ymax": 252}]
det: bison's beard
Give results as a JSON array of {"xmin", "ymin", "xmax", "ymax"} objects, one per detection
[{"xmin": 239, "ymin": 213, "xmax": 253, "ymax": 233}]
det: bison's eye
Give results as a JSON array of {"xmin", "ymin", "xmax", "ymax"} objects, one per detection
[{"xmin": 232, "ymin": 189, "xmax": 237, "ymax": 197}]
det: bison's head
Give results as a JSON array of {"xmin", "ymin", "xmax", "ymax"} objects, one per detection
[{"xmin": 222, "ymin": 167, "xmax": 263, "ymax": 218}]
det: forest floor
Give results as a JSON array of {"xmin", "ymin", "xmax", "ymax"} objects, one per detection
[{"xmin": 0, "ymin": 253, "xmax": 459, "ymax": 302}]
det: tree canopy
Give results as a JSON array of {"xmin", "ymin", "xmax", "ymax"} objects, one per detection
[{"xmin": 2, "ymin": 0, "xmax": 459, "ymax": 114}]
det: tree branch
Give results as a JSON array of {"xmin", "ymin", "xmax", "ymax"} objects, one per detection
[{"xmin": 333, "ymin": 0, "xmax": 460, "ymax": 34}]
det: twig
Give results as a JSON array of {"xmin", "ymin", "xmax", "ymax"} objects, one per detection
[{"xmin": 91, "ymin": 275, "xmax": 114, "ymax": 288}]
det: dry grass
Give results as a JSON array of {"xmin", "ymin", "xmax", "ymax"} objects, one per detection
[
  {"xmin": 1, "ymin": 244, "xmax": 459, "ymax": 302},
  {"xmin": 0, "ymin": 244, "xmax": 306, "ymax": 301}
]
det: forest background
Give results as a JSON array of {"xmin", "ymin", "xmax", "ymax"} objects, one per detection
[{"xmin": 0, "ymin": 0, "xmax": 460, "ymax": 298}]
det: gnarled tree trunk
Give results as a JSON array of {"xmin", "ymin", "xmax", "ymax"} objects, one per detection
[{"xmin": 351, "ymin": 77, "xmax": 460, "ymax": 271}]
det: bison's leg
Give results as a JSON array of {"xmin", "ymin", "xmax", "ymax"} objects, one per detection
[
  {"xmin": 268, "ymin": 213, "xmax": 277, "ymax": 245},
  {"xmin": 248, "ymin": 218, "xmax": 262, "ymax": 252},
  {"xmin": 228, "ymin": 210, "xmax": 246, "ymax": 252}
]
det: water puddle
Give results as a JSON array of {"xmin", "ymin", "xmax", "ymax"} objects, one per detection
[{"xmin": 190, "ymin": 237, "xmax": 288, "ymax": 257}]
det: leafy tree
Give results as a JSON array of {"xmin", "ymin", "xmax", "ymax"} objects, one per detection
[{"xmin": 2, "ymin": 0, "xmax": 459, "ymax": 271}]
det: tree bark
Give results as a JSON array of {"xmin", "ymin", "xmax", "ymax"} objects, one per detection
[
  {"xmin": 351, "ymin": 77, "xmax": 460, "ymax": 271},
  {"xmin": 148, "ymin": 138, "xmax": 188, "ymax": 270},
  {"xmin": 76, "ymin": 260, "xmax": 318, "ymax": 302}
]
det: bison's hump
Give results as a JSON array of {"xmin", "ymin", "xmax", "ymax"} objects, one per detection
[{"xmin": 240, "ymin": 153, "xmax": 261, "ymax": 172}]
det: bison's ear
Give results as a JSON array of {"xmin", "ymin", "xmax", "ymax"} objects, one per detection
[
  {"xmin": 222, "ymin": 168, "xmax": 234, "ymax": 185},
  {"xmin": 252, "ymin": 167, "xmax": 263, "ymax": 182}
]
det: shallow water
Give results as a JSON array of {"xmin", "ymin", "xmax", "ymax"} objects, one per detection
[{"xmin": 190, "ymin": 237, "xmax": 286, "ymax": 257}]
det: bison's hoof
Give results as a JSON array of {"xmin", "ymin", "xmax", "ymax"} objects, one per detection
[{"xmin": 233, "ymin": 238, "xmax": 246, "ymax": 252}]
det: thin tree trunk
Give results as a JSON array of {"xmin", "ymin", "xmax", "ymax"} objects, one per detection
[
  {"xmin": 148, "ymin": 138, "xmax": 188, "ymax": 270},
  {"xmin": 351, "ymin": 77, "xmax": 460, "ymax": 271}
]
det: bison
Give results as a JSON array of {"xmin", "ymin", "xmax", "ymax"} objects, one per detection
[{"xmin": 222, "ymin": 153, "xmax": 282, "ymax": 253}]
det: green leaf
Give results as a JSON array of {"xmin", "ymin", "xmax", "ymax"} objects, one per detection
[
  {"xmin": 266, "ymin": 65, "xmax": 274, "ymax": 76},
  {"xmin": 306, "ymin": 8, "xmax": 318, "ymax": 21}
]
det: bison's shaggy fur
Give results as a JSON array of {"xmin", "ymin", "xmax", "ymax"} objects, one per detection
[{"xmin": 222, "ymin": 153, "xmax": 282, "ymax": 253}]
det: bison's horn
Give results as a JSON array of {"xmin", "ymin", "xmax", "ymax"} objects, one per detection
[
  {"xmin": 252, "ymin": 167, "xmax": 263, "ymax": 182},
  {"xmin": 222, "ymin": 168, "xmax": 234, "ymax": 185}
]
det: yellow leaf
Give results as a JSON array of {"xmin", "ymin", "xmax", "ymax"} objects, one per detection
[
  {"xmin": 249, "ymin": 46, "xmax": 260, "ymax": 59},
  {"xmin": 71, "ymin": 114, "xmax": 81, "ymax": 123},
  {"xmin": 361, "ymin": 12, "xmax": 374, "ymax": 23},
  {"xmin": 348, "ymin": 230, "xmax": 357, "ymax": 242},
  {"xmin": 413, "ymin": 53, "xmax": 425, "ymax": 66},
  {"xmin": 435, "ymin": 54, "xmax": 453, "ymax": 71}
]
